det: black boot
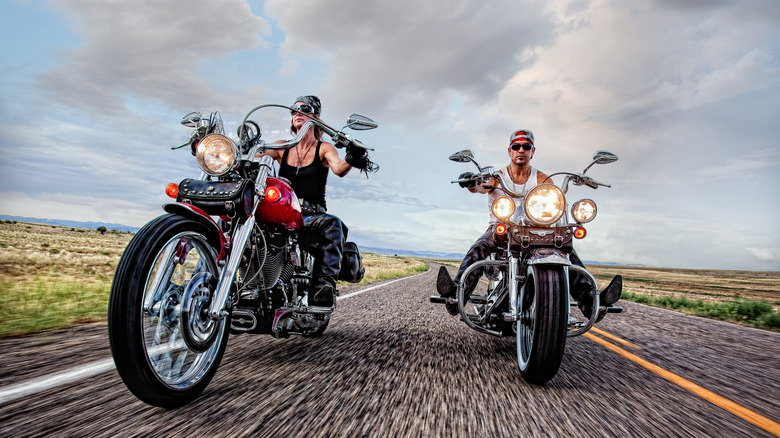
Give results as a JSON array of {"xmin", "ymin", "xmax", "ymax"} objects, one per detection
[
  {"xmin": 579, "ymin": 275, "xmax": 623, "ymax": 322},
  {"xmin": 435, "ymin": 266, "xmax": 459, "ymax": 316},
  {"xmin": 310, "ymin": 282, "xmax": 335, "ymax": 307},
  {"xmin": 436, "ymin": 266, "xmax": 456, "ymax": 297},
  {"xmin": 601, "ymin": 275, "xmax": 623, "ymax": 306},
  {"xmin": 300, "ymin": 213, "xmax": 345, "ymax": 308}
]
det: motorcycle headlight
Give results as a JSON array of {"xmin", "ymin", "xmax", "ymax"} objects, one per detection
[
  {"xmin": 196, "ymin": 134, "xmax": 238, "ymax": 176},
  {"xmin": 524, "ymin": 184, "xmax": 565, "ymax": 226},
  {"xmin": 491, "ymin": 196, "xmax": 516, "ymax": 221},
  {"xmin": 571, "ymin": 199, "xmax": 597, "ymax": 224}
]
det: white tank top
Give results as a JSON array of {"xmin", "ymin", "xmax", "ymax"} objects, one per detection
[{"xmin": 488, "ymin": 166, "xmax": 539, "ymax": 224}]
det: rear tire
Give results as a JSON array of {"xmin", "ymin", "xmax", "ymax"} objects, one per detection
[
  {"xmin": 516, "ymin": 265, "xmax": 568, "ymax": 384},
  {"xmin": 108, "ymin": 214, "xmax": 229, "ymax": 408}
]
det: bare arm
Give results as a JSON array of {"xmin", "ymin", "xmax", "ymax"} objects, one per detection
[
  {"xmin": 255, "ymin": 141, "xmax": 285, "ymax": 164},
  {"xmin": 320, "ymin": 142, "xmax": 352, "ymax": 177}
]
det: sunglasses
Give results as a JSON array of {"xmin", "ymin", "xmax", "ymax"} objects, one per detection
[
  {"xmin": 290, "ymin": 104, "xmax": 315, "ymax": 116},
  {"xmin": 511, "ymin": 143, "xmax": 533, "ymax": 151}
]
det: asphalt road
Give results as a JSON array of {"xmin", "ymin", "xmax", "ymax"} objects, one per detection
[{"xmin": 1, "ymin": 264, "xmax": 778, "ymax": 437}]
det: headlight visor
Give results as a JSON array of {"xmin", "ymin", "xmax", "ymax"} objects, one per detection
[{"xmin": 196, "ymin": 134, "xmax": 238, "ymax": 176}]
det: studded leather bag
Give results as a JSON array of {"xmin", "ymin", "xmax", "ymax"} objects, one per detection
[{"xmin": 176, "ymin": 178, "xmax": 255, "ymax": 218}]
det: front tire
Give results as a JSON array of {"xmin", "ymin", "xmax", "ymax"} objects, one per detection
[
  {"xmin": 108, "ymin": 214, "xmax": 229, "ymax": 408},
  {"xmin": 516, "ymin": 265, "xmax": 568, "ymax": 384}
]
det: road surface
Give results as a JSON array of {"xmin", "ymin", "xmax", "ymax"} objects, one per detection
[{"xmin": 1, "ymin": 264, "xmax": 778, "ymax": 437}]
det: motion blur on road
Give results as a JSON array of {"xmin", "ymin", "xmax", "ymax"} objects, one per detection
[{"xmin": 1, "ymin": 264, "xmax": 778, "ymax": 437}]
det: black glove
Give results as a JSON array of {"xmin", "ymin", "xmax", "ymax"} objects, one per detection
[
  {"xmin": 345, "ymin": 144, "xmax": 370, "ymax": 170},
  {"xmin": 458, "ymin": 172, "xmax": 477, "ymax": 188}
]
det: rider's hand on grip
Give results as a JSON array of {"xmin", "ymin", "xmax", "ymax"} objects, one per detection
[
  {"xmin": 345, "ymin": 144, "xmax": 369, "ymax": 169},
  {"xmin": 458, "ymin": 172, "xmax": 477, "ymax": 188},
  {"xmin": 333, "ymin": 134, "xmax": 351, "ymax": 149}
]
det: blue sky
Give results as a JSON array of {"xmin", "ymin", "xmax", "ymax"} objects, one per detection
[{"xmin": 1, "ymin": 0, "xmax": 779, "ymax": 271}]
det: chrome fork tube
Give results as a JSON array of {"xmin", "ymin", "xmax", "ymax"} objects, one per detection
[
  {"xmin": 208, "ymin": 215, "xmax": 255, "ymax": 320},
  {"xmin": 507, "ymin": 254, "xmax": 520, "ymax": 321},
  {"xmin": 207, "ymin": 155, "xmax": 274, "ymax": 320}
]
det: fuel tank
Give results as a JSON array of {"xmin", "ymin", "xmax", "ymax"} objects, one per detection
[{"xmin": 256, "ymin": 177, "xmax": 304, "ymax": 230}]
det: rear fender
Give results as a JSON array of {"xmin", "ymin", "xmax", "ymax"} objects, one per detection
[{"xmin": 163, "ymin": 203, "xmax": 227, "ymax": 260}]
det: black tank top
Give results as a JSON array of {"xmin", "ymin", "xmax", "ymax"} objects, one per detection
[{"xmin": 279, "ymin": 141, "xmax": 328, "ymax": 209}]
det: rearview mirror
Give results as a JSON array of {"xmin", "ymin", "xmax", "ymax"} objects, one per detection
[
  {"xmin": 181, "ymin": 112, "xmax": 202, "ymax": 128},
  {"xmin": 593, "ymin": 150, "xmax": 618, "ymax": 164},
  {"xmin": 346, "ymin": 114, "xmax": 378, "ymax": 130},
  {"xmin": 449, "ymin": 150, "xmax": 475, "ymax": 163}
]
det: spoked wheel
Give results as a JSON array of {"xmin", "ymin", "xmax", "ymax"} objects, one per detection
[
  {"xmin": 108, "ymin": 214, "xmax": 229, "ymax": 408},
  {"xmin": 516, "ymin": 264, "xmax": 568, "ymax": 384}
]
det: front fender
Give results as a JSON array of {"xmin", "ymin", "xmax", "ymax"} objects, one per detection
[
  {"xmin": 527, "ymin": 248, "xmax": 572, "ymax": 265},
  {"xmin": 162, "ymin": 203, "xmax": 227, "ymax": 259}
]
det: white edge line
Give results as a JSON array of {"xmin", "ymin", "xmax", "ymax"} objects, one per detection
[
  {"xmin": 338, "ymin": 267, "xmax": 430, "ymax": 300},
  {"xmin": 0, "ymin": 358, "xmax": 116, "ymax": 404},
  {"xmin": 0, "ymin": 266, "xmax": 431, "ymax": 404}
]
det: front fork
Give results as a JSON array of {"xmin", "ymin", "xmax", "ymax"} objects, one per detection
[
  {"xmin": 457, "ymin": 249, "xmax": 601, "ymax": 337},
  {"xmin": 208, "ymin": 214, "xmax": 256, "ymax": 320},
  {"xmin": 208, "ymin": 156, "xmax": 275, "ymax": 320},
  {"xmin": 457, "ymin": 257, "xmax": 514, "ymax": 337}
]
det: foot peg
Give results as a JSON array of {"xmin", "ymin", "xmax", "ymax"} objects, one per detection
[{"xmin": 602, "ymin": 304, "xmax": 623, "ymax": 314}]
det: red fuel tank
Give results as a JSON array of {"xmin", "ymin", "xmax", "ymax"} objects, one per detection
[{"xmin": 256, "ymin": 177, "xmax": 304, "ymax": 230}]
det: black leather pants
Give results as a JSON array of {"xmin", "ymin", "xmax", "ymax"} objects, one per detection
[
  {"xmin": 568, "ymin": 250, "xmax": 594, "ymax": 300},
  {"xmin": 300, "ymin": 213, "xmax": 347, "ymax": 290},
  {"xmin": 454, "ymin": 227, "xmax": 497, "ymax": 296}
]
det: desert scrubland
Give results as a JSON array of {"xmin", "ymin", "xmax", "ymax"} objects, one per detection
[{"xmin": 1, "ymin": 221, "xmax": 777, "ymax": 336}]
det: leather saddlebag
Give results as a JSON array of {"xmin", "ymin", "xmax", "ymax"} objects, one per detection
[
  {"xmin": 177, "ymin": 178, "xmax": 255, "ymax": 218},
  {"xmin": 338, "ymin": 241, "xmax": 365, "ymax": 283}
]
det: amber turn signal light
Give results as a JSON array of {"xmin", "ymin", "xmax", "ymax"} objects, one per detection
[
  {"xmin": 574, "ymin": 227, "xmax": 587, "ymax": 239},
  {"xmin": 165, "ymin": 183, "xmax": 179, "ymax": 198},
  {"xmin": 495, "ymin": 223, "xmax": 508, "ymax": 235},
  {"xmin": 264, "ymin": 186, "xmax": 281, "ymax": 203}
]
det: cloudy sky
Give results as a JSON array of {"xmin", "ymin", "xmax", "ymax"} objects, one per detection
[{"xmin": 1, "ymin": 0, "xmax": 778, "ymax": 271}]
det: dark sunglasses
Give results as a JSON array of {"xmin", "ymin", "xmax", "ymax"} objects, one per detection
[
  {"xmin": 511, "ymin": 143, "xmax": 533, "ymax": 151},
  {"xmin": 290, "ymin": 104, "xmax": 315, "ymax": 115}
]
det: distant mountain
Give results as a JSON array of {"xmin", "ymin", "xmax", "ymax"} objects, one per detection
[
  {"xmin": 360, "ymin": 246, "xmax": 465, "ymax": 261},
  {"xmin": 0, "ymin": 215, "xmax": 140, "ymax": 233}
]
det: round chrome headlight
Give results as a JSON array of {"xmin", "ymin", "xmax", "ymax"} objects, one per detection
[
  {"xmin": 196, "ymin": 134, "xmax": 238, "ymax": 176},
  {"xmin": 491, "ymin": 196, "xmax": 516, "ymax": 221},
  {"xmin": 571, "ymin": 199, "xmax": 597, "ymax": 224},
  {"xmin": 524, "ymin": 184, "xmax": 565, "ymax": 226}
]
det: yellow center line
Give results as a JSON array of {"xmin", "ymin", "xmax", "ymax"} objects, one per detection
[
  {"xmin": 590, "ymin": 327, "xmax": 642, "ymax": 350},
  {"xmin": 584, "ymin": 332, "xmax": 780, "ymax": 436}
]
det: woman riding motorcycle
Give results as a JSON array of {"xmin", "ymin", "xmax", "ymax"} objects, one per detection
[{"xmin": 261, "ymin": 95, "xmax": 370, "ymax": 307}]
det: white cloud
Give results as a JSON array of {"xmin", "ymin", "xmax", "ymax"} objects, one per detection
[
  {"xmin": 41, "ymin": 0, "xmax": 271, "ymax": 117},
  {"xmin": 264, "ymin": 0, "xmax": 557, "ymax": 122},
  {"xmin": 278, "ymin": 59, "xmax": 300, "ymax": 77},
  {"xmin": 0, "ymin": 191, "xmax": 157, "ymax": 226},
  {"xmin": 747, "ymin": 247, "xmax": 780, "ymax": 262},
  {"xmin": 2, "ymin": 0, "xmax": 779, "ymax": 271}
]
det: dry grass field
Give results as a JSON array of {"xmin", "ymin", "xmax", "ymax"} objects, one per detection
[
  {"xmin": 587, "ymin": 265, "xmax": 780, "ymax": 307},
  {"xmin": 1, "ymin": 220, "xmax": 778, "ymax": 336},
  {"xmin": 0, "ymin": 221, "xmax": 426, "ymax": 337}
]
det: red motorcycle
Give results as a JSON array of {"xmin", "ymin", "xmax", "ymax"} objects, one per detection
[{"xmin": 108, "ymin": 105, "xmax": 377, "ymax": 408}]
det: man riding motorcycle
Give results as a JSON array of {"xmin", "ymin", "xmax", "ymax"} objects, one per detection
[{"xmin": 436, "ymin": 129, "xmax": 623, "ymax": 320}]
